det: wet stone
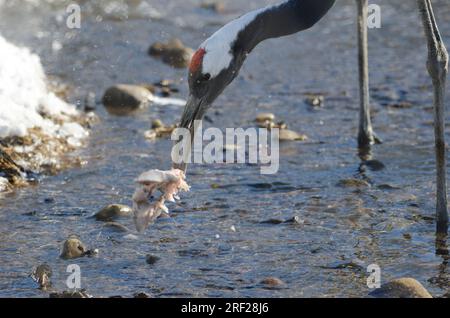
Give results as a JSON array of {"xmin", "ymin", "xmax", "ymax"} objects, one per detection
[
  {"xmin": 304, "ymin": 94, "xmax": 324, "ymax": 107},
  {"xmin": 134, "ymin": 292, "xmax": 151, "ymax": 298},
  {"xmin": 388, "ymin": 101, "xmax": 413, "ymax": 109},
  {"xmin": 0, "ymin": 147, "xmax": 24, "ymax": 186},
  {"xmin": 363, "ymin": 159, "xmax": 385, "ymax": 171},
  {"xmin": 200, "ymin": 1, "xmax": 225, "ymax": 13},
  {"xmin": 151, "ymin": 119, "xmax": 164, "ymax": 129},
  {"xmin": 84, "ymin": 91, "xmax": 96, "ymax": 112},
  {"xmin": 284, "ymin": 216, "xmax": 305, "ymax": 225},
  {"xmin": 260, "ymin": 218, "xmax": 284, "ymax": 225},
  {"xmin": 148, "ymin": 38, "xmax": 194, "ymax": 68},
  {"xmin": 103, "ymin": 222, "xmax": 129, "ymax": 233},
  {"xmin": 31, "ymin": 263, "xmax": 52, "ymax": 289},
  {"xmin": 260, "ymin": 277, "xmax": 285, "ymax": 287},
  {"xmin": 94, "ymin": 204, "xmax": 132, "ymax": 221},
  {"xmin": 369, "ymin": 278, "xmax": 432, "ymax": 298},
  {"xmin": 145, "ymin": 124, "xmax": 176, "ymax": 140},
  {"xmin": 279, "ymin": 129, "xmax": 308, "ymax": 142},
  {"xmin": 377, "ymin": 184, "xmax": 400, "ymax": 190},
  {"xmin": 337, "ymin": 178, "xmax": 370, "ymax": 188},
  {"xmin": 256, "ymin": 113, "xmax": 275, "ymax": 123},
  {"xmin": 323, "ymin": 261, "xmax": 364, "ymax": 272},
  {"xmin": 60, "ymin": 236, "xmax": 87, "ymax": 260},
  {"xmin": 102, "ymin": 84, "xmax": 152, "ymax": 115},
  {"xmin": 146, "ymin": 254, "xmax": 160, "ymax": 265},
  {"xmin": 49, "ymin": 290, "xmax": 92, "ymax": 298}
]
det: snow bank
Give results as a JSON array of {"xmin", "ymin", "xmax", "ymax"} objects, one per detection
[
  {"xmin": 0, "ymin": 35, "xmax": 87, "ymax": 142},
  {"xmin": 0, "ymin": 35, "xmax": 90, "ymax": 192}
]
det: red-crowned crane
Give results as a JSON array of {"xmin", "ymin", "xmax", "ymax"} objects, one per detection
[{"xmin": 176, "ymin": 0, "xmax": 449, "ymax": 235}]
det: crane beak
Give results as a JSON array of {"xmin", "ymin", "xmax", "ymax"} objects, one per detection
[
  {"xmin": 179, "ymin": 94, "xmax": 206, "ymax": 129},
  {"xmin": 173, "ymin": 94, "xmax": 207, "ymax": 172}
]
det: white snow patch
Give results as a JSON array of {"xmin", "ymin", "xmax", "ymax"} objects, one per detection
[{"xmin": 0, "ymin": 35, "xmax": 87, "ymax": 144}]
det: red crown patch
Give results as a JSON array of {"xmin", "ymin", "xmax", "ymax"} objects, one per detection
[{"xmin": 189, "ymin": 48, "xmax": 206, "ymax": 73}]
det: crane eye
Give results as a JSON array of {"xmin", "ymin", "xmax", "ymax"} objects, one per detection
[
  {"xmin": 202, "ymin": 73, "xmax": 211, "ymax": 81},
  {"xmin": 196, "ymin": 73, "xmax": 211, "ymax": 85}
]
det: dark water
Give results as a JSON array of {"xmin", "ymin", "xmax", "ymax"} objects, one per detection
[{"xmin": 0, "ymin": 0, "xmax": 449, "ymax": 297}]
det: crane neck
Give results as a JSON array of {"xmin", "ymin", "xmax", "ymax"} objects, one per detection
[{"xmin": 234, "ymin": 0, "xmax": 336, "ymax": 54}]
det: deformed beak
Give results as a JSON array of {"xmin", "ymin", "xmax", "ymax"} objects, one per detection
[{"xmin": 179, "ymin": 94, "xmax": 205, "ymax": 129}]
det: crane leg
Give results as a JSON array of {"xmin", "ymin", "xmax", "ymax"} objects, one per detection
[
  {"xmin": 418, "ymin": 0, "xmax": 449, "ymax": 235},
  {"xmin": 356, "ymin": 0, "xmax": 379, "ymax": 149}
]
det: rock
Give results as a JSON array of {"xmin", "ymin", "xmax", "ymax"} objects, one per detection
[
  {"xmin": 84, "ymin": 92, "xmax": 96, "ymax": 112},
  {"xmin": 369, "ymin": 278, "xmax": 432, "ymax": 298},
  {"xmin": 362, "ymin": 159, "xmax": 385, "ymax": 171},
  {"xmin": 144, "ymin": 125, "xmax": 176, "ymax": 140},
  {"xmin": 49, "ymin": 290, "xmax": 92, "ymax": 298},
  {"xmin": 84, "ymin": 248, "xmax": 99, "ymax": 257},
  {"xmin": 94, "ymin": 204, "xmax": 132, "ymax": 221},
  {"xmin": 102, "ymin": 84, "xmax": 152, "ymax": 115},
  {"xmin": 153, "ymin": 79, "xmax": 180, "ymax": 94},
  {"xmin": 279, "ymin": 129, "xmax": 308, "ymax": 141},
  {"xmin": 388, "ymin": 101, "xmax": 413, "ymax": 109},
  {"xmin": 148, "ymin": 38, "xmax": 194, "ymax": 68},
  {"xmin": 151, "ymin": 119, "xmax": 164, "ymax": 129},
  {"xmin": 146, "ymin": 254, "xmax": 160, "ymax": 265},
  {"xmin": 284, "ymin": 216, "xmax": 305, "ymax": 225},
  {"xmin": 260, "ymin": 218, "xmax": 284, "ymax": 225},
  {"xmin": 200, "ymin": 1, "xmax": 225, "ymax": 13},
  {"xmin": 103, "ymin": 222, "xmax": 129, "ymax": 233},
  {"xmin": 256, "ymin": 113, "xmax": 275, "ymax": 123},
  {"xmin": 304, "ymin": 94, "xmax": 324, "ymax": 107},
  {"xmin": 31, "ymin": 263, "xmax": 52, "ymax": 289},
  {"xmin": 133, "ymin": 292, "xmax": 151, "ymax": 298},
  {"xmin": 260, "ymin": 277, "xmax": 285, "ymax": 287},
  {"xmin": 0, "ymin": 147, "xmax": 24, "ymax": 185},
  {"xmin": 60, "ymin": 236, "xmax": 87, "ymax": 260},
  {"xmin": 337, "ymin": 178, "xmax": 370, "ymax": 188}
]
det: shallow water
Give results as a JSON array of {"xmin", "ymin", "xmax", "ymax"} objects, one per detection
[{"xmin": 0, "ymin": 0, "xmax": 449, "ymax": 297}]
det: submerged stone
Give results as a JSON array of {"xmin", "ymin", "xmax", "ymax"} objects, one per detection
[
  {"xmin": 260, "ymin": 277, "xmax": 285, "ymax": 287},
  {"xmin": 102, "ymin": 84, "xmax": 152, "ymax": 115},
  {"xmin": 103, "ymin": 222, "xmax": 130, "ymax": 233},
  {"xmin": 60, "ymin": 236, "xmax": 87, "ymax": 260},
  {"xmin": 148, "ymin": 38, "xmax": 194, "ymax": 68},
  {"xmin": 146, "ymin": 254, "xmax": 161, "ymax": 265},
  {"xmin": 49, "ymin": 290, "xmax": 92, "ymax": 298},
  {"xmin": 369, "ymin": 278, "xmax": 432, "ymax": 298},
  {"xmin": 255, "ymin": 113, "xmax": 275, "ymax": 123},
  {"xmin": 337, "ymin": 178, "xmax": 370, "ymax": 188},
  {"xmin": 31, "ymin": 263, "xmax": 52, "ymax": 289},
  {"xmin": 94, "ymin": 204, "xmax": 133, "ymax": 221},
  {"xmin": 279, "ymin": 129, "xmax": 308, "ymax": 141}
]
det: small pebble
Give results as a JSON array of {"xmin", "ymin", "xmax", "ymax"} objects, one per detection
[
  {"xmin": 94, "ymin": 204, "xmax": 132, "ymax": 221},
  {"xmin": 60, "ymin": 236, "xmax": 87, "ymax": 260},
  {"xmin": 304, "ymin": 94, "xmax": 324, "ymax": 107},
  {"xmin": 32, "ymin": 263, "xmax": 52, "ymax": 289},
  {"xmin": 146, "ymin": 254, "xmax": 161, "ymax": 265},
  {"xmin": 337, "ymin": 179, "xmax": 370, "ymax": 188},
  {"xmin": 279, "ymin": 129, "xmax": 308, "ymax": 141},
  {"xmin": 260, "ymin": 277, "xmax": 285, "ymax": 287},
  {"xmin": 369, "ymin": 278, "xmax": 432, "ymax": 298},
  {"xmin": 256, "ymin": 113, "xmax": 275, "ymax": 123}
]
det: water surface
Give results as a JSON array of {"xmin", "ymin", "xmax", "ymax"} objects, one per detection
[{"xmin": 0, "ymin": 0, "xmax": 449, "ymax": 297}]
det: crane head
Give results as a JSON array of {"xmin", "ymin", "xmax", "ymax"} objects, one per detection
[{"xmin": 179, "ymin": 44, "xmax": 246, "ymax": 130}]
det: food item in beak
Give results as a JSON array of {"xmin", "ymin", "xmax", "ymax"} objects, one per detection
[{"xmin": 132, "ymin": 169, "xmax": 189, "ymax": 232}]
